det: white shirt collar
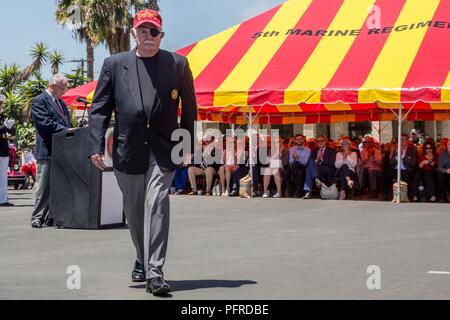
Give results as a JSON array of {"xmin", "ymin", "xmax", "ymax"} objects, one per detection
[{"xmin": 46, "ymin": 89, "xmax": 57, "ymax": 101}]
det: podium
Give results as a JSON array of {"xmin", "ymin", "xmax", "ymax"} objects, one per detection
[{"xmin": 49, "ymin": 127, "xmax": 125, "ymax": 229}]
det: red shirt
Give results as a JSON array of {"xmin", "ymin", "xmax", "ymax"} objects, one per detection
[{"xmin": 419, "ymin": 153, "xmax": 438, "ymax": 172}]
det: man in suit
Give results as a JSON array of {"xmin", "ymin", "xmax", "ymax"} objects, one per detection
[
  {"xmin": 0, "ymin": 94, "xmax": 15, "ymax": 207},
  {"xmin": 286, "ymin": 134, "xmax": 311, "ymax": 198},
  {"xmin": 304, "ymin": 135, "xmax": 336, "ymax": 199},
  {"xmin": 438, "ymin": 139, "xmax": 450, "ymax": 203},
  {"xmin": 30, "ymin": 74, "xmax": 72, "ymax": 228},
  {"xmin": 389, "ymin": 133, "xmax": 418, "ymax": 200},
  {"xmin": 88, "ymin": 9, "xmax": 196, "ymax": 296}
]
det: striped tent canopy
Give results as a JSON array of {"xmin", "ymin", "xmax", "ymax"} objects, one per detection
[
  {"xmin": 177, "ymin": 0, "xmax": 450, "ymax": 123},
  {"xmin": 62, "ymin": 80, "xmax": 186, "ymax": 117},
  {"xmin": 63, "ymin": 80, "xmax": 98, "ymax": 110}
]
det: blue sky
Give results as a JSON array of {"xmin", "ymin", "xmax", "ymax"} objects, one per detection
[{"xmin": 0, "ymin": 0, "xmax": 284, "ymax": 79}]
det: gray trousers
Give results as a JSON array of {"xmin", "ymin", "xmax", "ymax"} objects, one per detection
[
  {"xmin": 31, "ymin": 160, "xmax": 51, "ymax": 223},
  {"xmin": 114, "ymin": 150, "xmax": 175, "ymax": 279},
  {"xmin": 0, "ymin": 157, "xmax": 9, "ymax": 204}
]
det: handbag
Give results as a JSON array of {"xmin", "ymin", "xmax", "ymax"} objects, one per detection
[
  {"xmin": 239, "ymin": 174, "xmax": 252, "ymax": 198},
  {"xmin": 320, "ymin": 183, "xmax": 339, "ymax": 200},
  {"xmin": 392, "ymin": 181, "xmax": 409, "ymax": 203}
]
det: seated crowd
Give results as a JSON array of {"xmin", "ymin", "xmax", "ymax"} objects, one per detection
[{"xmin": 171, "ymin": 132, "xmax": 450, "ymax": 203}]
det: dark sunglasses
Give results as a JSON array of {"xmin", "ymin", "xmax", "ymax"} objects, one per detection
[
  {"xmin": 425, "ymin": 147, "xmax": 433, "ymax": 149},
  {"xmin": 317, "ymin": 140, "xmax": 325, "ymax": 142}
]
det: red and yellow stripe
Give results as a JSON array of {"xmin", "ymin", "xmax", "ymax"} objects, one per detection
[
  {"xmin": 64, "ymin": 0, "xmax": 450, "ymax": 124},
  {"xmin": 177, "ymin": 0, "xmax": 450, "ymax": 123}
]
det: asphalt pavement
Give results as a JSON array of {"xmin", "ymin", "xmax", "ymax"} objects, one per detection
[{"xmin": 0, "ymin": 189, "xmax": 449, "ymax": 300}]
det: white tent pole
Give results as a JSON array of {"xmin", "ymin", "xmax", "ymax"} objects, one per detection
[
  {"xmin": 434, "ymin": 121, "xmax": 437, "ymax": 141},
  {"xmin": 249, "ymin": 108, "xmax": 253, "ymax": 170},
  {"xmin": 396, "ymin": 104, "xmax": 403, "ymax": 204},
  {"xmin": 378, "ymin": 120, "xmax": 382, "ymax": 141},
  {"xmin": 248, "ymin": 107, "xmax": 254, "ymax": 197}
]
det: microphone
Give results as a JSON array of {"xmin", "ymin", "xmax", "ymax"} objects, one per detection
[
  {"xmin": 76, "ymin": 96, "xmax": 90, "ymax": 128},
  {"xmin": 76, "ymin": 96, "xmax": 90, "ymax": 104}
]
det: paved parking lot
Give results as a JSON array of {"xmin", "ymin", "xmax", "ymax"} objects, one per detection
[{"xmin": 0, "ymin": 189, "xmax": 449, "ymax": 300}]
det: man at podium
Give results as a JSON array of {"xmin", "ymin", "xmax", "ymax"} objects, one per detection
[{"xmin": 30, "ymin": 74, "xmax": 72, "ymax": 228}]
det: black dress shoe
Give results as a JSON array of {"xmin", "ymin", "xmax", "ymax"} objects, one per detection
[
  {"xmin": 146, "ymin": 276, "xmax": 171, "ymax": 296},
  {"xmin": 131, "ymin": 261, "xmax": 146, "ymax": 283},
  {"xmin": 229, "ymin": 190, "xmax": 238, "ymax": 197},
  {"xmin": 43, "ymin": 219, "xmax": 54, "ymax": 227},
  {"xmin": 0, "ymin": 202, "xmax": 14, "ymax": 207},
  {"xmin": 303, "ymin": 192, "xmax": 313, "ymax": 200},
  {"xmin": 54, "ymin": 219, "xmax": 64, "ymax": 228},
  {"xmin": 31, "ymin": 220, "xmax": 43, "ymax": 229}
]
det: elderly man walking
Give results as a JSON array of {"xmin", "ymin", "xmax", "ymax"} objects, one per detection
[
  {"xmin": 30, "ymin": 74, "xmax": 72, "ymax": 229},
  {"xmin": 88, "ymin": 9, "xmax": 196, "ymax": 296}
]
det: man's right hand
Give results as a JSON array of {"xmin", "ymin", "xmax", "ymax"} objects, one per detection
[{"xmin": 90, "ymin": 154, "xmax": 106, "ymax": 171}]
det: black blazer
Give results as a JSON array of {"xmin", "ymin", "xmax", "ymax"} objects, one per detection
[
  {"xmin": 389, "ymin": 146, "xmax": 418, "ymax": 171},
  {"xmin": 31, "ymin": 91, "xmax": 72, "ymax": 160},
  {"xmin": 310, "ymin": 147, "xmax": 336, "ymax": 169},
  {"xmin": 88, "ymin": 48, "xmax": 197, "ymax": 174},
  {"xmin": 0, "ymin": 114, "xmax": 14, "ymax": 157}
]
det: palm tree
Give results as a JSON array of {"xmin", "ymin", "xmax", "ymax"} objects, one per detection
[
  {"xmin": 19, "ymin": 72, "xmax": 48, "ymax": 120},
  {"xmin": 65, "ymin": 67, "xmax": 89, "ymax": 88},
  {"xmin": 0, "ymin": 63, "xmax": 22, "ymax": 92},
  {"xmin": 87, "ymin": 0, "xmax": 130, "ymax": 54},
  {"xmin": 55, "ymin": 0, "xmax": 95, "ymax": 79},
  {"xmin": 2, "ymin": 91, "xmax": 25, "ymax": 122},
  {"xmin": 88, "ymin": 0, "xmax": 160, "ymax": 54},
  {"xmin": 0, "ymin": 43, "xmax": 49, "ymax": 91},
  {"xmin": 16, "ymin": 122, "xmax": 36, "ymax": 149},
  {"xmin": 134, "ymin": 0, "xmax": 159, "ymax": 11},
  {"xmin": 0, "ymin": 45, "xmax": 49, "ymax": 123},
  {"xmin": 148, "ymin": 0, "xmax": 159, "ymax": 11},
  {"xmin": 50, "ymin": 50, "xmax": 65, "ymax": 75},
  {"xmin": 55, "ymin": 0, "xmax": 160, "ymax": 74},
  {"xmin": 14, "ymin": 42, "xmax": 49, "ymax": 85}
]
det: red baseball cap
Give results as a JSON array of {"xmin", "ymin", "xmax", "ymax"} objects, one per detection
[{"xmin": 133, "ymin": 9, "xmax": 162, "ymax": 29}]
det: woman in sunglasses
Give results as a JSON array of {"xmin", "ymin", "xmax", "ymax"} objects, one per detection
[
  {"xmin": 335, "ymin": 138, "xmax": 357, "ymax": 200},
  {"xmin": 412, "ymin": 140, "xmax": 438, "ymax": 202}
]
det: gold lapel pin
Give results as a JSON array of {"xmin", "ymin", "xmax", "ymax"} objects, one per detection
[{"xmin": 171, "ymin": 89, "xmax": 179, "ymax": 100}]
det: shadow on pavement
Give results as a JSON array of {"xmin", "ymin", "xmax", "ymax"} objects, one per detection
[
  {"xmin": 7, "ymin": 205, "xmax": 34, "ymax": 208},
  {"xmin": 129, "ymin": 279, "xmax": 258, "ymax": 292}
]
